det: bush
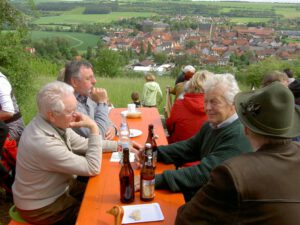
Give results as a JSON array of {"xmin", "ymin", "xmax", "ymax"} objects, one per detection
[{"xmin": 0, "ymin": 31, "xmax": 33, "ymax": 106}]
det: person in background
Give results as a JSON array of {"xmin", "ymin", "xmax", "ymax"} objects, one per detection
[
  {"xmin": 175, "ymin": 65, "xmax": 196, "ymax": 85},
  {"xmin": 176, "ymin": 82, "xmax": 300, "ymax": 225},
  {"xmin": 170, "ymin": 65, "xmax": 196, "ymax": 100},
  {"xmin": 64, "ymin": 60, "xmax": 116, "ymax": 140},
  {"xmin": 284, "ymin": 68, "xmax": 295, "ymax": 85},
  {"xmin": 12, "ymin": 81, "xmax": 116, "ymax": 225},
  {"xmin": 131, "ymin": 92, "xmax": 141, "ymax": 108},
  {"xmin": 133, "ymin": 73, "xmax": 252, "ymax": 202},
  {"xmin": 166, "ymin": 70, "xmax": 212, "ymax": 144},
  {"xmin": 289, "ymin": 78, "xmax": 300, "ymax": 108},
  {"xmin": 261, "ymin": 70, "xmax": 289, "ymax": 87},
  {"xmin": 141, "ymin": 73, "xmax": 163, "ymax": 108},
  {"xmin": 0, "ymin": 72, "xmax": 24, "ymax": 142}
]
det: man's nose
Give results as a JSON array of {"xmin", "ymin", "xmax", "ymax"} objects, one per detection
[
  {"xmin": 91, "ymin": 76, "xmax": 96, "ymax": 84},
  {"xmin": 205, "ymin": 102, "xmax": 211, "ymax": 110}
]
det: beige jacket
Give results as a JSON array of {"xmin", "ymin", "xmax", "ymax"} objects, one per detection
[{"xmin": 12, "ymin": 114, "xmax": 117, "ymax": 210}]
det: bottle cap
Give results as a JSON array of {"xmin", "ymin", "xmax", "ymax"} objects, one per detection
[{"xmin": 145, "ymin": 143, "xmax": 152, "ymax": 148}]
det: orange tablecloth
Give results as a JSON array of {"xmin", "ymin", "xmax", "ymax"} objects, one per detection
[{"xmin": 76, "ymin": 108, "xmax": 184, "ymax": 225}]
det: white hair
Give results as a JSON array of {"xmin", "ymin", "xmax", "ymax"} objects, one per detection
[
  {"xmin": 37, "ymin": 81, "xmax": 74, "ymax": 117},
  {"xmin": 203, "ymin": 73, "xmax": 240, "ymax": 105},
  {"xmin": 183, "ymin": 65, "xmax": 196, "ymax": 73}
]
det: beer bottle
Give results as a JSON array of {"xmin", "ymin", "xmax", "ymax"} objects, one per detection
[
  {"xmin": 145, "ymin": 124, "xmax": 157, "ymax": 168},
  {"xmin": 118, "ymin": 112, "xmax": 130, "ymax": 164},
  {"xmin": 140, "ymin": 154, "xmax": 155, "ymax": 201},
  {"xmin": 119, "ymin": 148, "xmax": 135, "ymax": 203}
]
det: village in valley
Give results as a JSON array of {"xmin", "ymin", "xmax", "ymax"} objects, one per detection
[{"xmin": 102, "ymin": 16, "xmax": 300, "ymax": 74}]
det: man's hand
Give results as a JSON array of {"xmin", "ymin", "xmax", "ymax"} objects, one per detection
[
  {"xmin": 0, "ymin": 111, "xmax": 14, "ymax": 121},
  {"xmin": 131, "ymin": 141, "xmax": 144, "ymax": 168},
  {"xmin": 134, "ymin": 175, "xmax": 140, "ymax": 192},
  {"xmin": 70, "ymin": 112, "xmax": 99, "ymax": 134},
  {"xmin": 90, "ymin": 87, "xmax": 108, "ymax": 104},
  {"xmin": 105, "ymin": 126, "xmax": 116, "ymax": 140}
]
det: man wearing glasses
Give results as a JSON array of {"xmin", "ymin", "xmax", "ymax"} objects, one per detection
[{"xmin": 12, "ymin": 81, "xmax": 117, "ymax": 225}]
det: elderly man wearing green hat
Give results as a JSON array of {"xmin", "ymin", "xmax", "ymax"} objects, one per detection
[{"xmin": 175, "ymin": 81, "xmax": 300, "ymax": 225}]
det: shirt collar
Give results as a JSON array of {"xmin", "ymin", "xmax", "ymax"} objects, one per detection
[
  {"xmin": 210, "ymin": 113, "xmax": 238, "ymax": 129},
  {"xmin": 75, "ymin": 92, "xmax": 88, "ymax": 104}
]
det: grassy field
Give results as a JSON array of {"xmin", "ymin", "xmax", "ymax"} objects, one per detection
[
  {"xmin": 20, "ymin": 75, "xmax": 174, "ymax": 124},
  {"xmin": 30, "ymin": 31, "xmax": 99, "ymax": 51},
  {"xmin": 33, "ymin": 11, "xmax": 157, "ymax": 25}
]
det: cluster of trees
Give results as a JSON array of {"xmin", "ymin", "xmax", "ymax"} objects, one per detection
[
  {"xmin": 0, "ymin": 0, "xmax": 34, "ymax": 106},
  {"xmin": 230, "ymin": 51, "xmax": 256, "ymax": 68},
  {"xmin": 36, "ymin": 2, "xmax": 118, "ymax": 13},
  {"xmin": 36, "ymin": 2, "xmax": 79, "ymax": 11},
  {"xmin": 32, "ymin": 37, "xmax": 78, "ymax": 63},
  {"xmin": 222, "ymin": 9, "xmax": 276, "ymax": 18}
]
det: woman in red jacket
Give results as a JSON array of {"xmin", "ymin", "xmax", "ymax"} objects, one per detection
[{"xmin": 166, "ymin": 70, "xmax": 213, "ymax": 144}]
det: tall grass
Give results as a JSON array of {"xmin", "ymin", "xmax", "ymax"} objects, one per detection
[{"xmin": 20, "ymin": 75, "xmax": 174, "ymax": 124}]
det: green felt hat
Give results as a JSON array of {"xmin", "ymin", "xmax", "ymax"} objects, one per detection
[{"xmin": 235, "ymin": 82, "xmax": 300, "ymax": 138}]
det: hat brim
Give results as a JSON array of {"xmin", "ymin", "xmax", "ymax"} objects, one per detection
[{"xmin": 235, "ymin": 90, "xmax": 300, "ymax": 138}]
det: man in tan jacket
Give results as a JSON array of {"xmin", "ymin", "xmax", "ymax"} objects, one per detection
[{"xmin": 13, "ymin": 81, "xmax": 117, "ymax": 225}]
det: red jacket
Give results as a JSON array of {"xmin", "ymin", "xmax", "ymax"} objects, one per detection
[{"xmin": 166, "ymin": 93, "xmax": 207, "ymax": 144}]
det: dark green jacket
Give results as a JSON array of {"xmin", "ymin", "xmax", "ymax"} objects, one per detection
[{"xmin": 155, "ymin": 119, "xmax": 252, "ymax": 192}]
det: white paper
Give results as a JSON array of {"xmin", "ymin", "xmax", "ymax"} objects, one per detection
[
  {"xmin": 129, "ymin": 129, "xmax": 142, "ymax": 138},
  {"xmin": 110, "ymin": 152, "xmax": 135, "ymax": 163},
  {"xmin": 122, "ymin": 203, "xmax": 164, "ymax": 224},
  {"xmin": 116, "ymin": 129, "xmax": 143, "ymax": 138}
]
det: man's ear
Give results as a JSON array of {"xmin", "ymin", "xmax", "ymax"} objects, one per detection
[
  {"xmin": 70, "ymin": 77, "xmax": 79, "ymax": 89},
  {"xmin": 47, "ymin": 111, "xmax": 56, "ymax": 123}
]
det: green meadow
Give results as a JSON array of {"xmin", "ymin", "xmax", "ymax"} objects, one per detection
[
  {"xmin": 33, "ymin": 11, "xmax": 157, "ymax": 25},
  {"xmin": 30, "ymin": 31, "xmax": 99, "ymax": 51},
  {"xmin": 21, "ymin": 75, "xmax": 174, "ymax": 124}
]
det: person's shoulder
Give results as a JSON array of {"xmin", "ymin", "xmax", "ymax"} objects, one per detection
[{"xmin": 221, "ymin": 152, "xmax": 255, "ymax": 174}]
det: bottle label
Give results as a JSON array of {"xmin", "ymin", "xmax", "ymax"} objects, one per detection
[
  {"xmin": 141, "ymin": 179, "xmax": 155, "ymax": 199},
  {"xmin": 152, "ymin": 151, "xmax": 157, "ymax": 168}
]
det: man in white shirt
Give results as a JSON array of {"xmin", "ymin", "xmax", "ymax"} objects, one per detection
[{"xmin": 0, "ymin": 72, "xmax": 24, "ymax": 141}]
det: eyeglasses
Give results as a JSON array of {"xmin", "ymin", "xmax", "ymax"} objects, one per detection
[{"xmin": 54, "ymin": 110, "xmax": 76, "ymax": 117}]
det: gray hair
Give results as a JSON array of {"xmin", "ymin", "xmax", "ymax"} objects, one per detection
[
  {"xmin": 64, "ymin": 60, "xmax": 93, "ymax": 84},
  {"xmin": 37, "ymin": 81, "xmax": 74, "ymax": 117},
  {"xmin": 203, "ymin": 73, "xmax": 240, "ymax": 105}
]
